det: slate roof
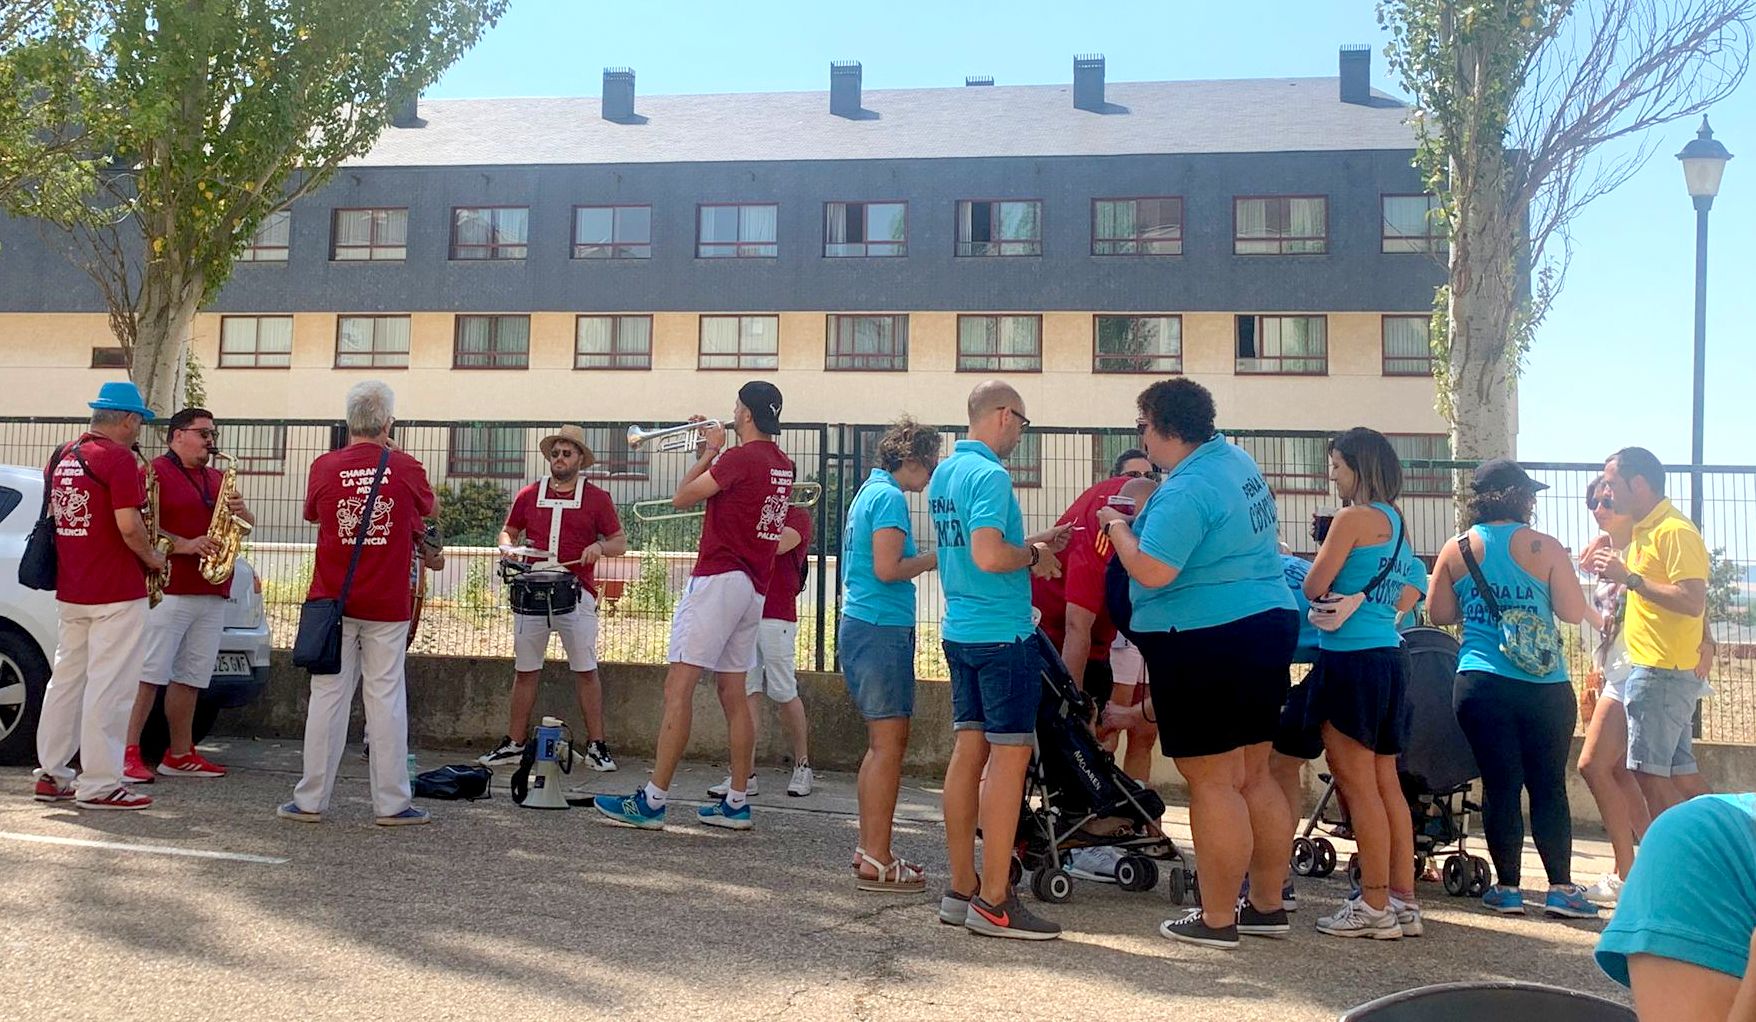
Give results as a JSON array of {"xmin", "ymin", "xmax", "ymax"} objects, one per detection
[{"xmin": 350, "ymin": 77, "xmax": 1416, "ymax": 168}]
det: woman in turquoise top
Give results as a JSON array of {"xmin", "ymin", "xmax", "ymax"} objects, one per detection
[
  {"xmin": 1428, "ymin": 458, "xmax": 1592, "ymax": 919},
  {"xmin": 838, "ymin": 417, "xmax": 940, "ymax": 893},
  {"xmin": 1300, "ymin": 428, "xmax": 1427, "ymax": 940}
]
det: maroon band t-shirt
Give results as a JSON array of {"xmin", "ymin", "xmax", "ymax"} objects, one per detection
[
  {"xmin": 504, "ymin": 479, "xmax": 622, "ymax": 598},
  {"xmin": 154, "ymin": 454, "xmax": 230, "ymax": 598},
  {"xmin": 692, "ymin": 441, "xmax": 795, "ymax": 595},
  {"xmin": 51, "ymin": 434, "xmax": 148, "ymax": 605},
  {"xmin": 303, "ymin": 443, "xmax": 436, "ymax": 622},
  {"xmin": 762, "ymin": 505, "xmax": 815, "ymax": 622}
]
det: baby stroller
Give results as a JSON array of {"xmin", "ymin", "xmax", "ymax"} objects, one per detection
[
  {"xmin": 1290, "ymin": 627, "xmax": 1494, "ymax": 897},
  {"xmin": 1012, "ymin": 629, "xmax": 1198, "ymax": 905}
]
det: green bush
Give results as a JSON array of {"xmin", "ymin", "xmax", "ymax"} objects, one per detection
[
  {"xmin": 624, "ymin": 552, "xmax": 675, "ymax": 617},
  {"xmin": 438, "ymin": 480, "xmax": 512, "ymax": 547}
]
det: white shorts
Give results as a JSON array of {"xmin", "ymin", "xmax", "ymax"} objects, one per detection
[
  {"xmin": 746, "ymin": 619, "xmax": 800, "ymax": 701},
  {"xmin": 512, "ymin": 592, "xmax": 599, "ymax": 672},
  {"xmin": 140, "ymin": 594, "xmax": 226, "ymax": 689},
  {"xmin": 669, "ymin": 572, "xmax": 763, "ymax": 673},
  {"xmin": 1109, "ymin": 634, "xmax": 1146, "ymax": 687}
]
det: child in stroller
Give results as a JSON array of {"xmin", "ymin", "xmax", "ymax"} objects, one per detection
[{"xmin": 1011, "ymin": 629, "xmax": 1197, "ymax": 905}]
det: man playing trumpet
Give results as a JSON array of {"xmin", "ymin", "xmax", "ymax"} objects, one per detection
[
  {"xmin": 596, "ymin": 381, "xmax": 794, "ymax": 831},
  {"xmin": 123, "ymin": 407, "xmax": 254, "ymax": 782}
]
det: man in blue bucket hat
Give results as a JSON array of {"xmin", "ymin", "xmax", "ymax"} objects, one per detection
[{"xmin": 33, "ymin": 380, "xmax": 168, "ymax": 810}]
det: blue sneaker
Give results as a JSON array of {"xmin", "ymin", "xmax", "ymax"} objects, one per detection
[
  {"xmin": 1482, "ymin": 885, "xmax": 1526, "ymax": 915},
  {"xmin": 697, "ymin": 798, "xmax": 753, "ymax": 831},
  {"xmin": 1544, "ymin": 884, "xmax": 1601, "ymax": 919},
  {"xmin": 594, "ymin": 790, "xmax": 666, "ymax": 830},
  {"xmin": 276, "ymin": 801, "xmax": 321, "ymax": 823},
  {"xmin": 374, "ymin": 806, "xmax": 431, "ymax": 827}
]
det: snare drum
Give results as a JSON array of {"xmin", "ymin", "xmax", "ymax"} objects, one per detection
[{"xmin": 509, "ymin": 569, "xmax": 581, "ymax": 618}]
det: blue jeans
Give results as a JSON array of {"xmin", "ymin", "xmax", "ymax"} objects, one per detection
[
  {"xmin": 943, "ymin": 637, "xmax": 1041, "ymax": 745},
  {"xmin": 839, "ymin": 618, "xmax": 916, "ymax": 720},
  {"xmin": 1624, "ymin": 665, "xmax": 1701, "ymax": 777}
]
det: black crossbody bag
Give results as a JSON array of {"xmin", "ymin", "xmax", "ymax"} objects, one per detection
[
  {"xmin": 18, "ymin": 442, "xmax": 90, "ymax": 592},
  {"xmin": 292, "ymin": 447, "xmax": 390, "ymax": 675}
]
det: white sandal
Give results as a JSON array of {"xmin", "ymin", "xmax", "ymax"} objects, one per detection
[{"xmin": 854, "ymin": 847, "xmax": 927, "ymax": 893}]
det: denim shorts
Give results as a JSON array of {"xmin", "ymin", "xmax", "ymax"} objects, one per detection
[
  {"xmin": 943, "ymin": 636, "xmax": 1042, "ymax": 745},
  {"xmin": 839, "ymin": 618, "xmax": 916, "ymax": 720},
  {"xmin": 1624, "ymin": 664, "xmax": 1702, "ymax": 777}
]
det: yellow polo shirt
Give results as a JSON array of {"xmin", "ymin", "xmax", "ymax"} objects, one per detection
[{"xmin": 1623, "ymin": 498, "xmax": 1710, "ymax": 670}]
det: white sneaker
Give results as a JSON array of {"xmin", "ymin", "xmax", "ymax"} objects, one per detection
[
  {"xmin": 1316, "ymin": 897, "xmax": 1402, "ymax": 940},
  {"xmin": 708, "ymin": 775, "xmax": 758, "ymax": 798},
  {"xmin": 787, "ymin": 763, "xmax": 813, "ymax": 797},
  {"xmin": 1583, "ymin": 872, "xmax": 1624, "ymax": 905},
  {"xmin": 1390, "ymin": 896, "xmax": 1424, "ymax": 937},
  {"xmin": 1066, "ymin": 846, "xmax": 1124, "ymax": 883}
]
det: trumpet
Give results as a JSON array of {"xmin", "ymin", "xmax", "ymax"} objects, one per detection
[
  {"xmin": 630, "ymin": 482, "xmax": 823, "ymax": 523},
  {"xmin": 626, "ymin": 419, "xmax": 723, "ymax": 454}
]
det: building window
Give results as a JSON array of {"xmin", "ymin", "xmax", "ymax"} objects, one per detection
[
  {"xmin": 825, "ymin": 314, "xmax": 908, "ymax": 371},
  {"xmin": 448, "ymin": 426, "xmax": 525, "ymax": 479},
  {"xmin": 331, "ymin": 208, "xmax": 407, "ymax": 261},
  {"xmin": 1093, "ymin": 315, "xmax": 1182, "ymax": 374},
  {"xmin": 1235, "ymin": 315, "xmax": 1327, "ymax": 374},
  {"xmin": 1234, "ymin": 196, "xmax": 1327, "ymax": 254},
  {"xmin": 1389, "ymin": 433, "xmax": 1454, "ymax": 495},
  {"xmin": 453, "ymin": 315, "xmax": 530, "ymax": 369},
  {"xmin": 573, "ymin": 205, "xmax": 651, "ymax": 259},
  {"xmin": 1383, "ymin": 315, "xmax": 1435, "ymax": 376},
  {"xmin": 90, "ymin": 346, "xmax": 129, "ymax": 368},
  {"xmin": 218, "ymin": 316, "xmax": 293, "ymax": 368},
  {"xmin": 451, "ymin": 207, "xmax": 529, "ymax": 260},
  {"xmin": 697, "ymin": 204, "xmax": 778, "ymax": 258},
  {"xmin": 575, "ymin": 315, "xmax": 653, "ymax": 370},
  {"xmin": 335, "ymin": 315, "xmax": 411, "ymax": 368},
  {"xmin": 824, "ymin": 202, "xmax": 906, "ymax": 257},
  {"xmin": 582, "ymin": 426, "xmax": 649, "ymax": 480},
  {"xmin": 957, "ymin": 315, "xmax": 1042, "ymax": 372},
  {"xmin": 1382, "ymin": 194, "xmax": 1446, "ymax": 253},
  {"xmin": 699, "ymin": 315, "xmax": 779, "ymax": 370},
  {"xmin": 1091, "ymin": 433, "xmax": 1146, "ymax": 484},
  {"xmin": 1235, "ymin": 435, "xmax": 1329, "ymax": 494},
  {"xmin": 226, "ymin": 424, "xmax": 288, "ymax": 475},
  {"xmin": 1005, "ymin": 434, "xmax": 1043, "ymax": 488},
  {"xmin": 1092, "ymin": 198, "xmax": 1182, "ymax": 255},
  {"xmin": 956, "ymin": 200, "xmax": 1042, "ymax": 256},
  {"xmin": 237, "ymin": 210, "xmax": 290, "ymax": 262}
]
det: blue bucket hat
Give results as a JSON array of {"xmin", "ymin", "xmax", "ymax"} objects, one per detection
[{"xmin": 88, "ymin": 381, "xmax": 156, "ymax": 421}]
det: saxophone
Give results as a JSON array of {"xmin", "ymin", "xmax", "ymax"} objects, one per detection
[
  {"xmin": 137, "ymin": 448, "xmax": 174, "ymax": 607},
  {"xmin": 199, "ymin": 451, "xmax": 253, "ymax": 585}
]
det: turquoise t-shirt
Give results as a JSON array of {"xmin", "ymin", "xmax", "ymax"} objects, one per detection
[
  {"xmin": 1129, "ymin": 435, "xmax": 1296, "ymax": 631},
  {"xmin": 841, "ymin": 469, "xmax": 919, "ymax": 628},
  {"xmin": 1318, "ymin": 502, "xmax": 1429, "ymax": 652},
  {"xmin": 1453, "ymin": 522, "xmax": 1567, "ymax": 683},
  {"xmin": 1282, "ymin": 554, "xmax": 1320, "ymax": 664},
  {"xmin": 1597, "ymin": 792, "xmax": 1756, "ymax": 986},
  {"xmin": 928, "ymin": 440, "xmax": 1032, "ymax": 644}
]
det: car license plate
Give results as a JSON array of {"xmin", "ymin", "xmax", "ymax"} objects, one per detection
[{"xmin": 213, "ymin": 653, "xmax": 251, "ymax": 677}]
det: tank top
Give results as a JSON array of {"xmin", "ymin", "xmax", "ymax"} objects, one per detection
[
  {"xmin": 1453, "ymin": 522, "xmax": 1567, "ymax": 683},
  {"xmin": 1319, "ymin": 502, "xmax": 1424, "ymax": 652}
]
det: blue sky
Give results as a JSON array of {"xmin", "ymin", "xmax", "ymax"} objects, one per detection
[{"xmin": 428, "ymin": 0, "xmax": 1755, "ymax": 466}]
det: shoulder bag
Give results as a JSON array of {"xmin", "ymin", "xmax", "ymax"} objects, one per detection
[
  {"xmin": 1308, "ymin": 508, "xmax": 1406, "ymax": 633},
  {"xmin": 1457, "ymin": 532, "xmax": 1563, "ymax": 676},
  {"xmin": 18, "ymin": 442, "xmax": 88, "ymax": 591},
  {"xmin": 292, "ymin": 447, "xmax": 390, "ymax": 675}
]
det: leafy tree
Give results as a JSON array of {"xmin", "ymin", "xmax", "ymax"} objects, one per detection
[
  {"xmin": 1707, "ymin": 546, "xmax": 1745, "ymax": 624},
  {"xmin": 24, "ymin": 0, "xmax": 507, "ymax": 412},
  {"xmin": 0, "ymin": 0, "xmax": 90, "ymax": 220},
  {"xmin": 1377, "ymin": 0, "xmax": 1753, "ymax": 475},
  {"xmin": 436, "ymin": 479, "xmax": 510, "ymax": 547}
]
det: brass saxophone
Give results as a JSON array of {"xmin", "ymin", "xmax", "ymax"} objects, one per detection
[
  {"xmin": 199, "ymin": 451, "xmax": 253, "ymax": 585},
  {"xmin": 137, "ymin": 448, "xmax": 173, "ymax": 607}
]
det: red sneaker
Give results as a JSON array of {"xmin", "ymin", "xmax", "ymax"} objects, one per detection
[
  {"xmin": 33, "ymin": 778, "xmax": 75, "ymax": 802},
  {"xmin": 122, "ymin": 745, "xmax": 155, "ymax": 784},
  {"xmin": 158, "ymin": 750, "xmax": 226, "ymax": 778},
  {"xmin": 77, "ymin": 787, "xmax": 152, "ymax": 811}
]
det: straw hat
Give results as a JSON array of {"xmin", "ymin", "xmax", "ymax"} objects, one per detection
[{"xmin": 538, "ymin": 425, "xmax": 597, "ymax": 469}]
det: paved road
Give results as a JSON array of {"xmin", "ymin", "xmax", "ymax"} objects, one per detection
[{"xmin": 0, "ymin": 737, "xmax": 1629, "ymax": 1021}]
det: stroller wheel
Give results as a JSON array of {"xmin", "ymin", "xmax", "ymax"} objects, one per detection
[
  {"xmin": 1009, "ymin": 854, "xmax": 1024, "ymax": 888},
  {"xmin": 1346, "ymin": 853, "xmax": 1361, "ymax": 890},
  {"xmin": 1117, "ymin": 855, "xmax": 1159, "ymax": 893},
  {"xmin": 1442, "ymin": 855, "xmax": 1468, "ymax": 896},
  {"xmin": 1030, "ymin": 865, "xmax": 1073, "ymax": 904},
  {"xmin": 1166, "ymin": 866, "xmax": 1188, "ymax": 904},
  {"xmin": 1468, "ymin": 856, "xmax": 1493, "ymax": 897},
  {"xmin": 1313, "ymin": 838, "xmax": 1338, "ymax": 878},
  {"xmin": 1291, "ymin": 837, "xmax": 1318, "ymax": 877}
]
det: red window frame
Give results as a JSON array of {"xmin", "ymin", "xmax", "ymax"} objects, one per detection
[
  {"xmin": 333, "ymin": 315, "xmax": 411, "ymax": 369},
  {"xmin": 225, "ymin": 424, "xmax": 289, "ymax": 476},
  {"xmin": 1232, "ymin": 195, "xmax": 1328, "ymax": 255},
  {"xmin": 1091, "ymin": 197, "xmax": 1184, "ymax": 256},
  {"xmin": 452, "ymin": 314, "xmax": 531, "ymax": 370},
  {"xmin": 823, "ymin": 201, "xmax": 908, "ymax": 258},
  {"xmin": 1092, "ymin": 314, "xmax": 1183, "ymax": 374},
  {"xmin": 1382, "ymin": 314, "xmax": 1435, "ymax": 376},
  {"xmin": 330, "ymin": 207, "xmax": 408, "ymax": 261},
  {"xmin": 955, "ymin": 314, "xmax": 1043, "ymax": 373},
  {"xmin": 218, "ymin": 315, "xmax": 294, "ymax": 369},
  {"xmin": 696, "ymin": 203, "xmax": 779, "ymax": 259},
  {"xmin": 238, "ymin": 210, "xmax": 290, "ymax": 262},
  {"xmin": 1387, "ymin": 432, "xmax": 1454, "ymax": 495},
  {"xmin": 955, "ymin": 199, "xmax": 1043, "ymax": 257},
  {"xmin": 450, "ymin": 206, "xmax": 529, "ymax": 261},
  {"xmin": 571, "ymin": 204, "xmax": 652, "ymax": 259},
  {"xmin": 89, "ymin": 346, "xmax": 130, "ymax": 369},
  {"xmin": 1234, "ymin": 315, "xmax": 1329, "ymax": 376},
  {"xmin": 825, "ymin": 314, "xmax": 909, "ymax": 371},
  {"xmin": 446, "ymin": 425, "xmax": 525, "ymax": 479},
  {"xmin": 1234, "ymin": 435, "xmax": 1330, "ymax": 495},
  {"xmin": 574, "ymin": 315, "xmax": 654, "ymax": 370},
  {"xmin": 582, "ymin": 426, "xmax": 651, "ymax": 481},
  {"xmin": 698, "ymin": 315, "xmax": 780, "ymax": 370},
  {"xmin": 1381, "ymin": 193, "xmax": 1446, "ymax": 254}
]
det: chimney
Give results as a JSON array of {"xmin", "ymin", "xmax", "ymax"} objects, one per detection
[
  {"xmin": 964, "ymin": 75, "xmax": 994, "ymax": 87},
  {"xmin": 830, "ymin": 60, "xmax": 862, "ymax": 117},
  {"xmin": 1339, "ymin": 44, "xmax": 1371, "ymax": 104},
  {"xmin": 603, "ymin": 67, "xmax": 636, "ymax": 122},
  {"xmin": 1073, "ymin": 54, "xmax": 1105, "ymax": 111},
  {"xmin": 390, "ymin": 92, "xmax": 422, "ymax": 128}
]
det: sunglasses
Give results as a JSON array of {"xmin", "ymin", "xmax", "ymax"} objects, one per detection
[
  {"xmin": 1119, "ymin": 469, "xmax": 1159, "ymax": 480},
  {"xmin": 178, "ymin": 427, "xmax": 219, "ymax": 440}
]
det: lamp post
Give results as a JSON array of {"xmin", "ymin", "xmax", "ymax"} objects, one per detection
[{"xmin": 1676, "ymin": 115, "xmax": 1732, "ymax": 528}]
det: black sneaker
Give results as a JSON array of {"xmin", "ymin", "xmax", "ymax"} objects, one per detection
[
  {"xmin": 584, "ymin": 740, "xmax": 618, "ymax": 772},
  {"xmin": 1159, "ymin": 907, "xmax": 1240, "ymax": 949},
  {"xmin": 477, "ymin": 736, "xmax": 525, "ymax": 766},
  {"xmin": 1235, "ymin": 897, "xmax": 1291, "ymax": 938},
  {"xmin": 965, "ymin": 893, "xmax": 1062, "ymax": 941}
]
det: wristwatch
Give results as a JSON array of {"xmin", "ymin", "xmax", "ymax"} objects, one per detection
[
  {"xmin": 1028, "ymin": 544, "xmax": 1041, "ymax": 567},
  {"xmin": 1625, "ymin": 572, "xmax": 1645, "ymax": 592}
]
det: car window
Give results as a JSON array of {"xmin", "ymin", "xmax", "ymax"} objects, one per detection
[{"xmin": 0, "ymin": 486, "xmax": 21, "ymax": 526}]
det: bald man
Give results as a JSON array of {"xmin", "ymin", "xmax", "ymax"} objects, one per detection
[{"xmin": 931, "ymin": 381, "xmax": 1072, "ymax": 940}]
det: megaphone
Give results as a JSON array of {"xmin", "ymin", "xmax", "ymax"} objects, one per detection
[{"xmin": 509, "ymin": 717, "xmax": 572, "ymax": 810}]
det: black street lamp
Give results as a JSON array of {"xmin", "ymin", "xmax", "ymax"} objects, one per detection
[{"xmin": 1676, "ymin": 115, "xmax": 1732, "ymax": 528}]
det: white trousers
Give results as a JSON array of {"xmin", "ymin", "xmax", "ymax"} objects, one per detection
[
  {"xmin": 36, "ymin": 599, "xmax": 148, "ymax": 801},
  {"xmin": 291, "ymin": 617, "xmax": 412, "ymax": 818}
]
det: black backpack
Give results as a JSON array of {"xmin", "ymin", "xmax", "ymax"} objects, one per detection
[{"xmin": 412, "ymin": 764, "xmax": 492, "ymax": 801}]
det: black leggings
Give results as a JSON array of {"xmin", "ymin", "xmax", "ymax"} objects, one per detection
[{"xmin": 1453, "ymin": 671, "xmax": 1577, "ymax": 887}]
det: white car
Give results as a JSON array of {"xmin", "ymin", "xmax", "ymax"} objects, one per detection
[{"xmin": 0, "ymin": 463, "xmax": 272, "ymax": 765}]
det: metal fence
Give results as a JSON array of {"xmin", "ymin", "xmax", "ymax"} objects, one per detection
[{"xmin": 5, "ymin": 416, "xmax": 1753, "ymax": 743}]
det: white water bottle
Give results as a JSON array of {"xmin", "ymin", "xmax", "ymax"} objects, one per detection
[{"xmin": 406, "ymin": 753, "xmax": 418, "ymax": 783}]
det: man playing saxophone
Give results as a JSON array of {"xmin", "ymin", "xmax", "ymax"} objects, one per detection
[{"xmin": 123, "ymin": 407, "xmax": 254, "ymax": 782}]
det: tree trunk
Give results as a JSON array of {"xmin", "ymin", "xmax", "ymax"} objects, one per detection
[{"xmin": 129, "ymin": 263, "xmax": 203, "ymax": 418}]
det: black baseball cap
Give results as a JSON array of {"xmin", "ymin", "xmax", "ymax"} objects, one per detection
[
  {"xmin": 738, "ymin": 380, "xmax": 783, "ymax": 436},
  {"xmin": 1472, "ymin": 458, "xmax": 1549, "ymax": 493}
]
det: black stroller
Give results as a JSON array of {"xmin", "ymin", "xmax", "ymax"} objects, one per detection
[
  {"xmin": 1012, "ymin": 629, "xmax": 1198, "ymax": 905},
  {"xmin": 1289, "ymin": 626, "xmax": 1495, "ymax": 897}
]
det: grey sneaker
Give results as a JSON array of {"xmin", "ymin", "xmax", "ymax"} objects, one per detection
[
  {"xmin": 1235, "ymin": 897, "xmax": 1291, "ymax": 937},
  {"xmin": 1316, "ymin": 896, "xmax": 1402, "ymax": 940},
  {"xmin": 1391, "ymin": 896, "xmax": 1424, "ymax": 937},
  {"xmin": 1159, "ymin": 907, "xmax": 1240, "ymax": 949},
  {"xmin": 965, "ymin": 893, "xmax": 1062, "ymax": 941},
  {"xmin": 938, "ymin": 888, "xmax": 974, "ymax": 926},
  {"xmin": 477, "ymin": 736, "xmax": 524, "ymax": 766},
  {"xmin": 708, "ymin": 774, "xmax": 758, "ymax": 798},
  {"xmin": 787, "ymin": 763, "xmax": 813, "ymax": 797}
]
